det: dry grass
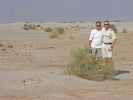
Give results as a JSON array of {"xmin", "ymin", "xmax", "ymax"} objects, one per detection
[
  {"xmin": 67, "ymin": 48, "xmax": 116, "ymax": 81},
  {"xmin": 54, "ymin": 27, "xmax": 64, "ymax": 35},
  {"xmin": 48, "ymin": 32, "xmax": 59, "ymax": 38},
  {"xmin": 122, "ymin": 28, "xmax": 127, "ymax": 33},
  {"xmin": 44, "ymin": 27, "xmax": 53, "ymax": 32},
  {"xmin": 48, "ymin": 27, "xmax": 65, "ymax": 39}
]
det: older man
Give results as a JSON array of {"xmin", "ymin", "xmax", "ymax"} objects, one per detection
[{"xmin": 102, "ymin": 21, "xmax": 117, "ymax": 64}]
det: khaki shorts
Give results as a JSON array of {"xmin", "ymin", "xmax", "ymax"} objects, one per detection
[
  {"xmin": 102, "ymin": 44, "xmax": 112, "ymax": 58},
  {"xmin": 89, "ymin": 48, "xmax": 102, "ymax": 58}
]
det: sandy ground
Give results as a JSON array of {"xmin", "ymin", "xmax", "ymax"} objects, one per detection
[{"xmin": 0, "ymin": 23, "xmax": 133, "ymax": 100}]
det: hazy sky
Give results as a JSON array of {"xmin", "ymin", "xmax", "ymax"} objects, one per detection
[{"xmin": 0, "ymin": 0, "xmax": 132, "ymax": 21}]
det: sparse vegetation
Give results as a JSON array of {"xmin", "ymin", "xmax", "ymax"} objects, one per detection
[
  {"xmin": 47, "ymin": 27, "xmax": 65, "ymax": 39},
  {"xmin": 23, "ymin": 23, "xmax": 46, "ymax": 32},
  {"xmin": 48, "ymin": 32, "xmax": 59, "ymax": 38},
  {"xmin": 28, "ymin": 24, "xmax": 36, "ymax": 30},
  {"xmin": 111, "ymin": 24, "xmax": 118, "ymax": 33},
  {"xmin": 122, "ymin": 28, "xmax": 127, "ymax": 33},
  {"xmin": 23, "ymin": 23, "xmax": 39, "ymax": 30},
  {"xmin": 23, "ymin": 24, "xmax": 29, "ymax": 30},
  {"xmin": 54, "ymin": 27, "xmax": 65, "ymax": 35},
  {"xmin": 22, "ymin": 23, "xmax": 79, "ymax": 39},
  {"xmin": 67, "ymin": 48, "xmax": 116, "ymax": 81},
  {"xmin": 44, "ymin": 27, "xmax": 53, "ymax": 32}
]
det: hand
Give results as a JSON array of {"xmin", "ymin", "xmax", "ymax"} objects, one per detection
[
  {"xmin": 108, "ymin": 48, "xmax": 112, "ymax": 52},
  {"xmin": 111, "ymin": 45, "xmax": 114, "ymax": 50},
  {"xmin": 108, "ymin": 46, "xmax": 113, "ymax": 51}
]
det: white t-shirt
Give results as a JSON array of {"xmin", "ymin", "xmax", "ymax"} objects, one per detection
[
  {"xmin": 102, "ymin": 28, "xmax": 117, "ymax": 43},
  {"xmin": 89, "ymin": 29, "xmax": 103, "ymax": 48}
]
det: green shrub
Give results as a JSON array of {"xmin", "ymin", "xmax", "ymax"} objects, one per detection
[
  {"xmin": 29, "ymin": 24, "xmax": 36, "ymax": 30},
  {"xmin": 110, "ymin": 24, "xmax": 118, "ymax": 33},
  {"xmin": 44, "ymin": 27, "xmax": 53, "ymax": 32},
  {"xmin": 54, "ymin": 27, "xmax": 64, "ymax": 35},
  {"xmin": 48, "ymin": 32, "xmax": 59, "ymax": 38},
  {"xmin": 23, "ymin": 24, "xmax": 29, "ymax": 30},
  {"xmin": 122, "ymin": 28, "xmax": 127, "ymax": 33},
  {"xmin": 67, "ymin": 48, "xmax": 116, "ymax": 81}
]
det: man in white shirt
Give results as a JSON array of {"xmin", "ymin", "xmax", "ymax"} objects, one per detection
[
  {"xmin": 102, "ymin": 21, "xmax": 117, "ymax": 64},
  {"xmin": 88, "ymin": 21, "xmax": 103, "ymax": 58}
]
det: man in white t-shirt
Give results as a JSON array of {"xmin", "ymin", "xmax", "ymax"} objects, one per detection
[
  {"xmin": 88, "ymin": 21, "xmax": 103, "ymax": 58},
  {"xmin": 102, "ymin": 21, "xmax": 117, "ymax": 64}
]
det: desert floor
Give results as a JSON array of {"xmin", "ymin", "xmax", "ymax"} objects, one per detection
[{"xmin": 0, "ymin": 23, "xmax": 133, "ymax": 100}]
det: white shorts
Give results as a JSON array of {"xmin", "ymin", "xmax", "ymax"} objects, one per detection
[{"xmin": 102, "ymin": 44, "xmax": 112, "ymax": 58}]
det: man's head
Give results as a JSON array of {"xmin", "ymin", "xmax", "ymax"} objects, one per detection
[
  {"xmin": 104, "ymin": 20, "xmax": 110, "ymax": 30},
  {"xmin": 96, "ymin": 21, "xmax": 102, "ymax": 30}
]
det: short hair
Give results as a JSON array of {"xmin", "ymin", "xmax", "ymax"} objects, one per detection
[{"xmin": 96, "ymin": 21, "xmax": 101, "ymax": 25}]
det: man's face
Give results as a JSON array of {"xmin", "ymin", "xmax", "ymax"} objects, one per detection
[
  {"xmin": 96, "ymin": 22, "xmax": 101, "ymax": 30},
  {"xmin": 104, "ymin": 21, "xmax": 110, "ymax": 29}
]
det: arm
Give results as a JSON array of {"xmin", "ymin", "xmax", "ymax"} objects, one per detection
[
  {"xmin": 88, "ymin": 40, "xmax": 92, "ymax": 48},
  {"xmin": 89, "ymin": 31, "xmax": 93, "ymax": 48},
  {"xmin": 111, "ymin": 31, "xmax": 117, "ymax": 49},
  {"xmin": 112, "ymin": 39, "xmax": 117, "ymax": 49}
]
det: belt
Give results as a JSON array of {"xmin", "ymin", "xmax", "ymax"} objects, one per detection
[{"xmin": 104, "ymin": 43, "xmax": 112, "ymax": 45}]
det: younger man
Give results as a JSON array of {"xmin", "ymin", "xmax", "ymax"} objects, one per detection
[{"xmin": 88, "ymin": 21, "xmax": 103, "ymax": 58}]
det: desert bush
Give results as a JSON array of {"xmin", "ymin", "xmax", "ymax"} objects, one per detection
[
  {"xmin": 36, "ymin": 24, "xmax": 41, "ymax": 28},
  {"xmin": 23, "ymin": 24, "xmax": 29, "ymax": 30},
  {"xmin": 44, "ymin": 27, "xmax": 53, "ymax": 32},
  {"xmin": 23, "ymin": 23, "xmax": 43, "ymax": 31},
  {"xmin": 110, "ymin": 24, "xmax": 118, "ymax": 33},
  {"xmin": 29, "ymin": 24, "xmax": 36, "ymax": 30},
  {"xmin": 54, "ymin": 27, "xmax": 64, "ymax": 35},
  {"xmin": 122, "ymin": 28, "xmax": 127, "ymax": 33},
  {"xmin": 67, "ymin": 48, "xmax": 116, "ymax": 81},
  {"xmin": 48, "ymin": 32, "xmax": 59, "ymax": 38},
  {"xmin": 47, "ymin": 27, "xmax": 64, "ymax": 39}
]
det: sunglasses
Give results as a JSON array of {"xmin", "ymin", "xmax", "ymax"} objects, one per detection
[
  {"xmin": 96, "ymin": 25, "xmax": 101, "ymax": 27},
  {"xmin": 104, "ymin": 24, "xmax": 109, "ymax": 25}
]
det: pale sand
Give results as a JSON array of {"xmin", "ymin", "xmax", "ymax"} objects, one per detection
[{"xmin": 0, "ymin": 22, "xmax": 133, "ymax": 100}]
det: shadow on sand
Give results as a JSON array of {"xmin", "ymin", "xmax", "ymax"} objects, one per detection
[{"xmin": 113, "ymin": 70, "xmax": 130, "ymax": 80}]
